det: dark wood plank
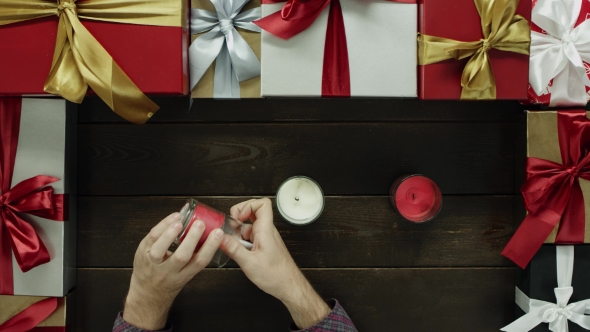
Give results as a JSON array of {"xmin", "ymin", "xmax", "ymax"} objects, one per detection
[
  {"xmin": 78, "ymin": 123, "xmax": 514, "ymax": 195},
  {"xmin": 78, "ymin": 196, "xmax": 515, "ymax": 268},
  {"xmin": 76, "ymin": 267, "xmax": 515, "ymax": 332},
  {"xmin": 78, "ymin": 96, "xmax": 522, "ymax": 123}
]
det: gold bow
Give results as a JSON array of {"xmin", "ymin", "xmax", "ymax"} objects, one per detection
[
  {"xmin": 418, "ymin": 0, "xmax": 531, "ymax": 100},
  {"xmin": 0, "ymin": 0, "xmax": 186, "ymax": 124}
]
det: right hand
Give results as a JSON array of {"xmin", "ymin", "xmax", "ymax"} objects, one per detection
[{"xmin": 220, "ymin": 198, "xmax": 330, "ymax": 329}]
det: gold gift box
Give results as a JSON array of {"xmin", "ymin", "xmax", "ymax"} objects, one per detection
[
  {"xmin": 527, "ymin": 111, "xmax": 590, "ymax": 243},
  {"xmin": 191, "ymin": 0, "xmax": 261, "ymax": 98},
  {"xmin": 0, "ymin": 292, "xmax": 74, "ymax": 330}
]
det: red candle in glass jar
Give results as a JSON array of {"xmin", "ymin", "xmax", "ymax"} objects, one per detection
[
  {"xmin": 178, "ymin": 202, "xmax": 226, "ymax": 251},
  {"xmin": 390, "ymin": 175, "xmax": 442, "ymax": 223}
]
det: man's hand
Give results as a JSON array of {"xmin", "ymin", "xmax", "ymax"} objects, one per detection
[
  {"xmin": 220, "ymin": 198, "xmax": 331, "ymax": 329},
  {"xmin": 123, "ymin": 212, "xmax": 224, "ymax": 330}
]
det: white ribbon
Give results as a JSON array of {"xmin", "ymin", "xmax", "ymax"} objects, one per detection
[
  {"xmin": 529, "ymin": 0, "xmax": 590, "ymax": 106},
  {"xmin": 189, "ymin": 0, "xmax": 261, "ymax": 99},
  {"xmin": 501, "ymin": 246, "xmax": 590, "ymax": 332}
]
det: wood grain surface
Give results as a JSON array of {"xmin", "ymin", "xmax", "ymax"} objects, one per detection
[
  {"xmin": 77, "ymin": 268, "xmax": 515, "ymax": 332},
  {"xmin": 78, "ymin": 123, "xmax": 515, "ymax": 196},
  {"xmin": 78, "ymin": 196, "xmax": 514, "ymax": 268}
]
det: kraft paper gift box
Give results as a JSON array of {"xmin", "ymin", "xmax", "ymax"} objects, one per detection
[
  {"xmin": 0, "ymin": 293, "xmax": 75, "ymax": 331},
  {"xmin": 258, "ymin": 0, "xmax": 417, "ymax": 98},
  {"xmin": 190, "ymin": 0, "xmax": 262, "ymax": 98},
  {"xmin": 502, "ymin": 111, "xmax": 590, "ymax": 269},
  {"xmin": 0, "ymin": 0, "xmax": 189, "ymax": 124},
  {"xmin": 526, "ymin": 0, "xmax": 590, "ymax": 106},
  {"xmin": 418, "ymin": 0, "xmax": 532, "ymax": 100},
  {"xmin": 501, "ymin": 245, "xmax": 590, "ymax": 332},
  {"xmin": 0, "ymin": 98, "xmax": 76, "ymax": 297}
]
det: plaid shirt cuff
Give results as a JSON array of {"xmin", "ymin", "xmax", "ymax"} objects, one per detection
[
  {"xmin": 113, "ymin": 312, "xmax": 172, "ymax": 332},
  {"xmin": 290, "ymin": 299, "xmax": 357, "ymax": 332}
]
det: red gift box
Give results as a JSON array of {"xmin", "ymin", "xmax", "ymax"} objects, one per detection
[
  {"xmin": 418, "ymin": 0, "xmax": 532, "ymax": 100},
  {"xmin": 527, "ymin": 0, "xmax": 590, "ymax": 105},
  {"xmin": 0, "ymin": 0, "xmax": 189, "ymax": 124}
]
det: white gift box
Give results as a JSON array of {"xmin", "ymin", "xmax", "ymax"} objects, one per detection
[
  {"xmin": 260, "ymin": 0, "xmax": 417, "ymax": 98},
  {"xmin": 2, "ymin": 98, "xmax": 77, "ymax": 297}
]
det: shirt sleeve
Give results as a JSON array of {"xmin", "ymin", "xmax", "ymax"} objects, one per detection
[
  {"xmin": 290, "ymin": 299, "xmax": 358, "ymax": 332},
  {"xmin": 112, "ymin": 312, "xmax": 173, "ymax": 332}
]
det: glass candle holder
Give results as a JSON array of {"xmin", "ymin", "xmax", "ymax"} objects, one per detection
[
  {"xmin": 390, "ymin": 175, "xmax": 442, "ymax": 223},
  {"xmin": 175, "ymin": 198, "xmax": 246, "ymax": 267},
  {"xmin": 276, "ymin": 176, "xmax": 325, "ymax": 226}
]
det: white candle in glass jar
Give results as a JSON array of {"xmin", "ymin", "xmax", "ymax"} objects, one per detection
[{"xmin": 276, "ymin": 176, "xmax": 324, "ymax": 225}]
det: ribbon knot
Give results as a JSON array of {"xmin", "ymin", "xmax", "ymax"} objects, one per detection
[
  {"xmin": 567, "ymin": 165, "xmax": 580, "ymax": 177},
  {"xmin": 560, "ymin": 31, "xmax": 573, "ymax": 44},
  {"xmin": 57, "ymin": 1, "xmax": 76, "ymax": 16},
  {"xmin": 219, "ymin": 19, "xmax": 234, "ymax": 35},
  {"xmin": 480, "ymin": 39, "xmax": 492, "ymax": 53},
  {"xmin": 544, "ymin": 307, "xmax": 573, "ymax": 323}
]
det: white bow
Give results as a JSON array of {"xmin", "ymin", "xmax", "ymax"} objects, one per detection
[
  {"xmin": 501, "ymin": 246, "xmax": 590, "ymax": 332},
  {"xmin": 189, "ymin": 0, "xmax": 261, "ymax": 99},
  {"xmin": 529, "ymin": 0, "xmax": 590, "ymax": 106}
]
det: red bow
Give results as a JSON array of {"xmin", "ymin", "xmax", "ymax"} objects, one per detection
[
  {"xmin": 0, "ymin": 297, "xmax": 60, "ymax": 332},
  {"xmin": 255, "ymin": 0, "xmax": 416, "ymax": 97},
  {"xmin": 502, "ymin": 111, "xmax": 590, "ymax": 268},
  {"xmin": 0, "ymin": 98, "xmax": 65, "ymax": 295}
]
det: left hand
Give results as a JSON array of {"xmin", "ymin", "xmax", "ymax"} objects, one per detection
[{"xmin": 123, "ymin": 212, "xmax": 224, "ymax": 330}]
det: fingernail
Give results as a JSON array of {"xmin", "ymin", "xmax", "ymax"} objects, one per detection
[
  {"xmin": 172, "ymin": 222, "xmax": 182, "ymax": 230},
  {"xmin": 196, "ymin": 220, "xmax": 205, "ymax": 230},
  {"xmin": 172, "ymin": 212, "xmax": 181, "ymax": 221},
  {"xmin": 214, "ymin": 229, "xmax": 224, "ymax": 239}
]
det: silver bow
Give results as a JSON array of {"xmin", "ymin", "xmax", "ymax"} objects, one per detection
[
  {"xmin": 529, "ymin": 0, "xmax": 590, "ymax": 106},
  {"xmin": 501, "ymin": 246, "xmax": 590, "ymax": 332},
  {"xmin": 190, "ymin": 0, "xmax": 261, "ymax": 98}
]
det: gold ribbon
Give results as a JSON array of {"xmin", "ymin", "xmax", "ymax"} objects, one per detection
[
  {"xmin": 0, "ymin": 0, "xmax": 186, "ymax": 124},
  {"xmin": 418, "ymin": 0, "xmax": 531, "ymax": 100}
]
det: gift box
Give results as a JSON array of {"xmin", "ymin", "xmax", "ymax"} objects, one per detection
[
  {"xmin": 502, "ymin": 111, "xmax": 590, "ymax": 269},
  {"xmin": 257, "ymin": 0, "xmax": 417, "ymax": 98},
  {"xmin": 0, "ymin": 98, "xmax": 76, "ymax": 297},
  {"xmin": 527, "ymin": 0, "xmax": 590, "ymax": 106},
  {"xmin": 0, "ymin": 293, "xmax": 75, "ymax": 331},
  {"xmin": 418, "ymin": 0, "xmax": 531, "ymax": 100},
  {"xmin": 0, "ymin": 0, "xmax": 189, "ymax": 124},
  {"xmin": 501, "ymin": 245, "xmax": 590, "ymax": 332},
  {"xmin": 190, "ymin": 0, "xmax": 262, "ymax": 99}
]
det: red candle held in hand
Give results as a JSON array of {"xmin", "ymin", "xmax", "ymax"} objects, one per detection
[{"xmin": 390, "ymin": 175, "xmax": 442, "ymax": 223}]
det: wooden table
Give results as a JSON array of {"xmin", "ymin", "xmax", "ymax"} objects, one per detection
[{"xmin": 76, "ymin": 97, "xmax": 526, "ymax": 331}]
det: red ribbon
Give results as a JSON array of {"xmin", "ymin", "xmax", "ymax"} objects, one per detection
[
  {"xmin": 502, "ymin": 111, "xmax": 590, "ymax": 269},
  {"xmin": 255, "ymin": 0, "xmax": 415, "ymax": 97},
  {"xmin": 0, "ymin": 98, "xmax": 65, "ymax": 295},
  {"xmin": 0, "ymin": 297, "xmax": 59, "ymax": 332}
]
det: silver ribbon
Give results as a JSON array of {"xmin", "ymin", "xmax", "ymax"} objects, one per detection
[
  {"xmin": 189, "ymin": 0, "xmax": 261, "ymax": 99},
  {"xmin": 529, "ymin": 0, "xmax": 590, "ymax": 106},
  {"xmin": 501, "ymin": 246, "xmax": 590, "ymax": 332}
]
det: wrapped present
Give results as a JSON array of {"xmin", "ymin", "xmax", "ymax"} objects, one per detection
[
  {"xmin": 0, "ymin": 98, "xmax": 76, "ymax": 297},
  {"xmin": 256, "ymin": 0, "xmax": 418, "ymax": 98},
  {"xmin": 0, "ymin": 0, "xmax": 189, "ymax": 124},
  {"xmin": 190, "ymin": 0, "xmax": 262, "ymax": 99},
  {"xmin": 0, "ymin": 293, "xmax": 74, "ymax": 331},
  {"xmin": 503, "ymin": 111, "xmax": 590, "ymax": 269},
  {"xmin": 418, "ymin": 0, "xmax": 532, "ymax": 100},
  {"xmin": 527, "ymin": 0, "xmax": 590, "ymax": 106},
  {"xmin": 501, "ymin": 246, "xmax": 590, "ymax": 332}
]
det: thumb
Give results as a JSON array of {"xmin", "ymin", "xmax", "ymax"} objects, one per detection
[{"xmin": 220, "ymin": 234, "xmax": 252, "ymax": 267}]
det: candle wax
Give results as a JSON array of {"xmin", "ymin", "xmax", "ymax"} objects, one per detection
[
  {"xmin": 179, "ymin": 203, "xmax": 225, "ymax": 251},
  {"xmin": 395, "ymin": 176, "xmax": 437, "ymax": 221},
  {"xmin": 277, "ymin": 178, "xmax": 323, "ymax": 224}
]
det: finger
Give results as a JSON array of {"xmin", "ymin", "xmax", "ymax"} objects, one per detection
[
  {"xmin": 230, "ymin": 199, "xmax": 257, "ymax": 221},
  {"xmin": 149, "ymin": 222, "xmax": 183, "ymax": 264},
  {"xmin": 167, "ymin": 220, "xmax": 206, "ymax": 271},
  {"xmin": 182, "ymin": 228, "xmax": 224, "ymax": 275},
  {"xmin": 143, "ymin": 212, "xmax": 182, "ymax": 247},
  {"xmin": 220, "ymin": 233, "xmax": 252, "ymax": 268},
  {"xmin": 241, "ymin": 224, "xmax": 253, "ymax": 241},
  {"xmin": 237, "ymin": 198, "xmax": 274, "ymax": 228}
]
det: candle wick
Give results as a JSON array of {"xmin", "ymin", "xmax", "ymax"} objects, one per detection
[{"xmin": 295, "ymin": 197, "xmax": 299, "ymax": 201}]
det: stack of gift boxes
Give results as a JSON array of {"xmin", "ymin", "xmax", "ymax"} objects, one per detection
[{"xmin": 1, "ymin": 0, "xmax": 589, "ymax": 330}]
